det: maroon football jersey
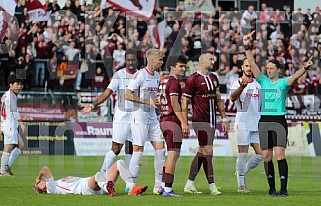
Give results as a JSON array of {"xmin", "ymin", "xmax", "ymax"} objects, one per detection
[
  {"xmin": 159, "ymin": 75, "xmax": 182, "ymax": 118},
  {"xmin": 183, "ymin": 72, "xmax": 220, "ymax": 127}
]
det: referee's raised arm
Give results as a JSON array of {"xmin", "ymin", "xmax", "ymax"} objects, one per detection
[{"xmin": 243, "ymin": 31, "xmax": 261, "ymax": 79}]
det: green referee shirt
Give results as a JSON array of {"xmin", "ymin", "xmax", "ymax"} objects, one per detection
[{"xmin": 257, "ymin": 73, "xmax": 291, "ymax": 116}]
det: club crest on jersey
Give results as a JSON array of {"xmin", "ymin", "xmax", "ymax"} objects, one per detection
[{"xmin": 213, "ymin": 80, "xmax": 217, "ymax": 87}]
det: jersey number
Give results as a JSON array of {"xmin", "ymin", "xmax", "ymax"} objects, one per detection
[{"xmin": 158, "ymin": 84, "xmax": 168, "ymax": 105}]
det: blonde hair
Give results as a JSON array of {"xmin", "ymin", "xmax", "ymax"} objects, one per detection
[{"xmin": 146, "ymin": 48, "xmax": 163, "ymax": 60}]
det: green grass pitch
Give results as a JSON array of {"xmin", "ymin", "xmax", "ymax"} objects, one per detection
[{"xmin": 0, "ymin": 156, "xmax": 321, "ymax": 206}]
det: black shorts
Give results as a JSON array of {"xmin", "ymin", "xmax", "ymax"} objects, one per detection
[{"xmin": 259, "ymin": 115, "xmax": 288, "ymax": 150}]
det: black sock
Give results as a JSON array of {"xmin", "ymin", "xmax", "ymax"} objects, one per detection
[
  {"xmin": 163, "ymin": 173, "xmax": 174, "ymax": 187},
  {"xmin": 277, "ymin": 159, "xmax": 288, "ymax": 191},
  {"xmin": 203, "ymin": 155, "xmax": 214, "ymax": 184},
  {"xmin": 264, "ymin": 161, "xmax": 275, "ymax": 191},
  {"xmin": 188, "ymin": 152, "xmax": 203, "ymax": 181}
]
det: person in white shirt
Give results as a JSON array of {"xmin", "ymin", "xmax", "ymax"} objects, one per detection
[
  {"xmin": 33, "ymin": 160, "xmax": 148, "ymax": 196},
  {"xmin": 81, "ymin": 49, "xmax": 138, "ymax": 172},
  {"xmin": 125, "ymin": 48, "xmax": 165, "ymax": 195},
  {"xmin": 113, "ymin": 44, "xmax": 126, "ymax": 70},
  {"xmin": 240, "ymin": 5, "xmax": 257, "ymax": 36},
  {"xmin": 230, "ymin": 58, "xmax": 263, "ymax": 192},
  {"xmin": 0, "ymin": 75, "xmax": 27, "ymax": 176}
]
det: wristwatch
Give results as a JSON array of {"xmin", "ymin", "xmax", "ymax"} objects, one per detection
[{"xmin": 89, "ymin": 104, "xmax": 95, "ymax": 109}]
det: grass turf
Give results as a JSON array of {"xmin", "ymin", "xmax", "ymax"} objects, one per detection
[{"xmin": 0, "ymin": 156, "xmax": 321, "ymax": 206}]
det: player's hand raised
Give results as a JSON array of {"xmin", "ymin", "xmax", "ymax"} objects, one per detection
[
  {"xmin": 243, "ymin": 30, "xmax": 255, "ymax": 46},
  {"xmin": 304, "ymin": 56, "xmax": 313, "ymax": 70}
]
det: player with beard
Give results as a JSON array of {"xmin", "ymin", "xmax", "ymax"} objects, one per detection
[
  {"xmin": 183, "ymin": 51, "xmax": 228, "ymax": 195},
  {"xmin": 230, "ymin": 58, "xmax": 263, "ymax": 193}
]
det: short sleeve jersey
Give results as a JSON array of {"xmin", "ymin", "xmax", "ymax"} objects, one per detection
[
  {"xmin": 183, "ymin": 71, "xmax": 220, "ymax": 127},
  {"xmin": 46, "ymin": 176, "xmax": 102, "ymax": 194},
  {"xmin": 1, "ymin": 90, "xmax": 20, "ymax": 131},
  {"xmin": 127, "ymin": 68, "xmax": 160, "ymax": 124},
  {"xmin": 230, "ymin": 78, "xmax": 261, "ymax": 130},
  {"xmin": 107, "ymin": 68, "xmax": 135, "ymax": 123},
  {"xmin": 257, "ymin": 73, "xmax": 290, "ymax": 116},
  {"xmin": 159, "ymin": 75, "xmax": 181, "ymax": 118}
]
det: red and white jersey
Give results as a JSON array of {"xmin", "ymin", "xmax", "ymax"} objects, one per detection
[
  {"xmin": 0, "ymin": 90, "xmax": 20, "ymax": 131},
  {"xmin": 183, "ymin": 72, "xmax": 220, "ymax": 127},
  {"xmin": 108, "ymin": 68, "xmax": 135, "ymax": 123},
  {"xmin": 159, "ymin": 75, "xmax": 181, "ymax": 117},
  {"xmin": 127, "ymin": 68, "xmax": 160, "ymax": 124},
  {"xmin": 230, "ymin": 78, "xmax": 261, "ymax": 131},
  {"xmin": 46, "ymin": 176, "xmax": 102, "ymax": 195}
]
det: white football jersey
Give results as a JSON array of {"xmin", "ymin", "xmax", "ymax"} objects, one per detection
[
  {"xmin": 108, "ymin": 68, "xmax": 135, "ymax": 123},
  {"xmin": 0, "ymin": 90, "xmax": 20, "ymax": 131},
  {"xmin": 127, "ymin": 68, "xmax": 160, "ymax": 124},
  {"xmin": 230, "ymin": 78, "xmax": 261, "ymax": 131},
  {"xmin": 46, "ymin": 176, "xmax": 102, "ymax": 195}
]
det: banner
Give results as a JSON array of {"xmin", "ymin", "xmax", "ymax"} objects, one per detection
[
  {"xmin": 71, "ymin": 122, "xmax": 231, "ymax": 156},
  {"xmin": 0, "ymin": 121, "xmax": 74, "ymax": 155},
  {"xmin": 26, "ymin": 0, "xmax": 50, "ymax": 22},
  {"xmin": 108, "ymin": 0, "xmax": 156, "ymax": 19},
  {"xmin": 148, "ymin": 20, "xmax": 166, "ymax": 50},
  {"xmin": 19, "ymin": 106, "xmax": 65, "ymax": 121}
]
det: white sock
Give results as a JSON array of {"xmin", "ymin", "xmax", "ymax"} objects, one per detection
[
  {"xmin": 100, "ymin": 150, "xmax": 117, "ymax": 172},
  {"xmin": 8, "ymin": 148, "xmax": 21, "ymax": 167},
  {"xmin": 154, "ymin": 148, "xmax": 165, "ymax": 186},
  {"xmin": 185, "ymin": 179, "xmax": 194, "ymax": 187},
  {"xmin": 95, "ymin": 171, "xmax": 108, "ymax": 193},
  {"xmin": 124, "ymin": 154, "xmax": 132, "ymax": 166},
  {"xmin": 0, "ymin": 152, "xmax": 10, "ymax": 173},
  {"xmin": 164, "ymin": 186, "xmax": 172, "ymax": 193},
  {"xmin": 129, "ymin": 151, "xmax": 143, "ymax": 184},
  {"xmin": 161, "ymin": 182, "xmax": 165, "ymax": 188},
  {"xmin": 236, "ymin": 153, "xmax": 248, "ymax": 187},
  {"xmin": 117, "ymin": 160, "xmax": 135, "ymax": 189},
  {"xmin": 209, "ymin": 183, "xmax": 216, "ymax": 190},
  {"xmin": 245, "ymin": 154, "xmax": 263, "ymax": 174}
]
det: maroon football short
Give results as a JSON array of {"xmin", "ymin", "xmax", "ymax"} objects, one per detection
[
  {"xmin": 160, "ymin": 115, "xmax": 182, "ymax": 151},
  {"xmin": 192, "ymin": 122, "xmax": 215, "ymax": 146}
]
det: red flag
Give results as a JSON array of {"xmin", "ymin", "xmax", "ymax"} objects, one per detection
[
  {"xmin": 108, "ymin": 0, "xmax": 156, "ymax": 19},
  {"xmin": 0, "ymin": 0, "xmax": 18, "ymax": 42},
  {"xmin": 25, "ymin": 0, "xmax": 50, "ymax": 22},
  {"xmin": 148, "ymin": 20, "xmax": 166, "ymax": 50}
]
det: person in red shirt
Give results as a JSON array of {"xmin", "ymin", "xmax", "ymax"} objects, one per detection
[
  {"xmin": 182, "ymin": 51, "xmax": 228, "ymax": 195},
  {"xmin": 158, "ymin": 54, "xmax": 189, "ymax": 197},
  {"xmin": 92, "ymin": 67, "xmax": 107, "ymax": 92}
]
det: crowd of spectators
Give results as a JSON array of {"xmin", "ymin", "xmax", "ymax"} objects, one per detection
[{"xmin": 0, "ymin": 0, "xmax": 321, "ymax": 96}]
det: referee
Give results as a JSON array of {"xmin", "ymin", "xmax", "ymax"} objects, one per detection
[{"xmin": 243, "ymin": 31, "xmax": 313, "ymax": 197}]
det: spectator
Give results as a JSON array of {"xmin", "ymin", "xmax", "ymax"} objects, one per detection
[
  {"xmin": 240, "ymin": 5, "xmax": 257, "ymax": 36},
  {"xmin": 113, "ymin": 43, "xmax": 126, "ymax": 71},
  {"xmin": 92, "ymin": 67, "xmax": 107, "ymax": 93}
]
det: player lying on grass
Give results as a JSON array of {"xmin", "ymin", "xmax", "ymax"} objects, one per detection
[{"xmin": 33, "ymin": 160, "xmax": 147, "ymax": 196}]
